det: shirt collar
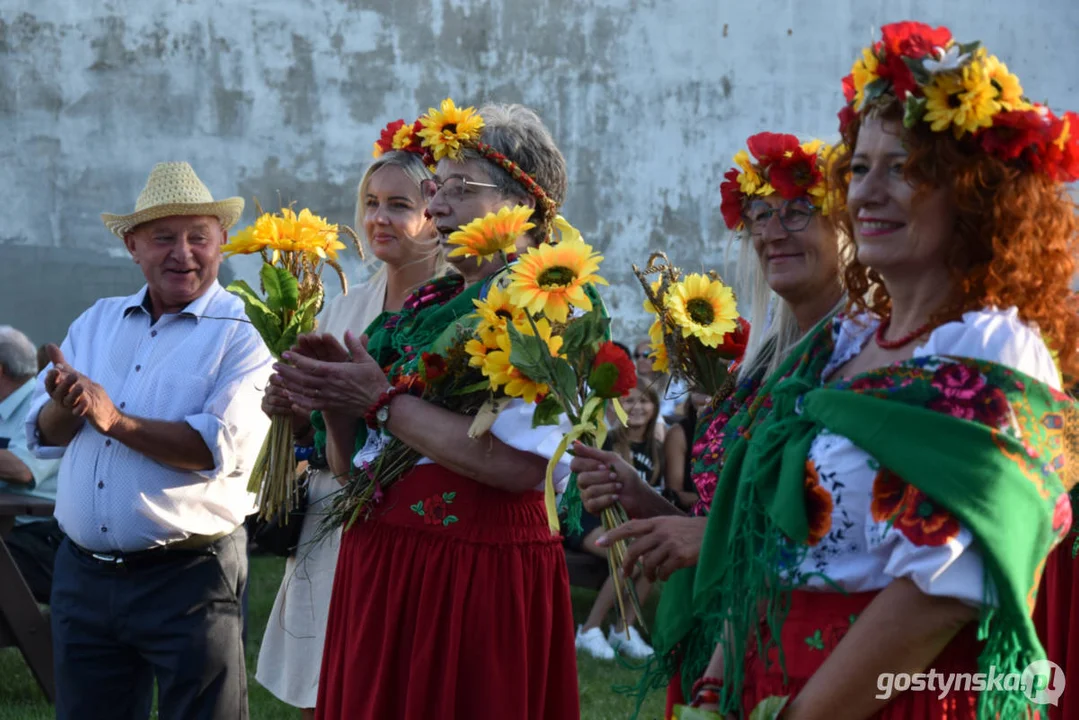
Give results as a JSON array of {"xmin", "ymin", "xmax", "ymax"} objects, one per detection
[
  {"xmin": 0, "ymin": 379, "xmax": 34, "ymax": 422},
  {"xmin": 122, "ymin": 282, "xmax": 223, "ymax": 323}
]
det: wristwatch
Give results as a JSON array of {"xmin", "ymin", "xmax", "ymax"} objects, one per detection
[{"xmin": 375, "ymin": 402, "xmax": 392, "ymax": 430}]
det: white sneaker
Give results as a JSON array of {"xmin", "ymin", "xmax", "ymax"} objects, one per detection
[
  {"xmin": 575, "ymin": 625, "xmax": 615, "ymax": 660},
  {"xmin": 607, "ymin": 625, "xmax": 655, "ymax": 659}
]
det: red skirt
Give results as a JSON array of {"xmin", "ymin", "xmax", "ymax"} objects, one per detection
[
  {"xmin": 1034, "ymin": 543, "xmax": 1076, "ymax": 720},
  {"xmin": 315, "ymin": 464, "xmax": 580, "ymax": 720},
  {"xmin": 742, "ymin": 590, "xmax": 982, "ymax": 718}
]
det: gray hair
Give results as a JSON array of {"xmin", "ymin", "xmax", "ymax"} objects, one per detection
[
  {"xmin": 464, "ymin": 104, "xmax": 567, "ymax": 244},
  {"xmin": 0, "ymin": 326, "xmax": 38, "ymax": 383},
  {"xmin": 354, "ymin": 150, "xmax": 444, "ymax": 278}
]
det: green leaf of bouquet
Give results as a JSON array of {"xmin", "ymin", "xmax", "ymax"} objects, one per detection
[
  {"xmin": 549, "ymin": 357, "xmax": 579, "ymax": 401},
  {"xmin": 531, "ymin": 394, "xmax": 564, "ymax": 428},
  {"xmin": 261, "ymin": 263, "xmax": 300, "ymax": 313},
  {"xmin": 507, "ymin": 324, "xmax": 554, "ymax": 383},
  {"xmin": 274, "ymin": 314, "xmax": 304, "ymax": 357},
  {"xmin": 226, "ymin": 280, "xmax": 282, "ymax": 346},
  {"xmin": 561, "ymin": 308, "xmax": 610, "ymax": 359}
]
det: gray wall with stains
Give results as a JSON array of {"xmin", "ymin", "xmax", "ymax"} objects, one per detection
[{"xmin": 3, "ymin": 0, "xmax": 1078, "ymax": 346}]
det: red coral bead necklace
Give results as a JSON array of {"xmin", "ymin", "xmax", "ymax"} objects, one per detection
[{"xmin": 875, "ymin": 317, "xmax": 935, "ymax": 350}]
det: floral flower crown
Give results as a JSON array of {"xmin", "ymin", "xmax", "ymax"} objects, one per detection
[
  {"xmin": 417, "ymin": 98, "xmax": 560, "ymax": 230},
  {"xmin": 719, "ymin": 132, "xmax": 835, "ymax": 231},
  {"xmin": 372, "ymin": 118, "xmax": 432, "ymax": 166},
  {"xmin": 840, "ymin": 21, "xmax": 1079, "ymax": 183}
]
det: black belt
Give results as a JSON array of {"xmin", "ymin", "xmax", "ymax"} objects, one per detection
[{"xmin": 68, "ymin": 531, "xmax": 229, "ymax": 570}]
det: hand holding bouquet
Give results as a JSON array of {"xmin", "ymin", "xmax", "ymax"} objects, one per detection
[{"xmin": 222, "ymin": 203, "xmax": 361, "ymax": 520}]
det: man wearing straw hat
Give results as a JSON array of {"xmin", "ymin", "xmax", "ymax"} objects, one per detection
[{"xmin": 25, "ymin": 162, "xmax": 272, "ymax": 720}]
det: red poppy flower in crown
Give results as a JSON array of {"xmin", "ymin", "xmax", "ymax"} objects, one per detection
[
  {"xmin": 838, "ymin": 21, "xmax": 1079, "ymax": 183},
  {"xmin": 415, "ymin": 98, "xmax": 561, "ymax": 236},
  {"xmin": 372, "ymin": 118, "xmax": 432, "ymax": 166},
  {"xmin": 718, "ymin": 133, "xmax": 837, "ymax": 231}
]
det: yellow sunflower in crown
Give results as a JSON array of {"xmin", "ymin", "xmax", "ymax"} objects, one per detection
[
  {"xmin": 473, "ymin": 284, "xmax": 528, "ymax": 337},
  {"xmin": 418, "ymin": 98, "xmax": 486, "ymax": 162},
  {"xmin": 508, "ymin": 236, "xmax": 608, "ymax": 323},
  {"xmin": 665, "ymin": 273, "xmax": 739, "ymax": 348},
  {"xmin": 483, "ymin": 319, "xmax": 563, "ymax": 404},
  {"xmin": 447, "ymin": 206, "xmax": 534, "ymax": 265},
  {"xmin": 465, "ymin": 324, "xmax": 501, "ymax": 370}
]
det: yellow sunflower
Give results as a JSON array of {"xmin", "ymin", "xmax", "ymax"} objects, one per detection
[
  {"xmin": 465, "ymin": 324, "xmax": 501, "ymax": 371},
  {"xmin": 851, "ymin": 47, "xmax": 880, "ymax": 110},
  {"xmin": 221, "ymin": 223, "xmax": 268, "ymax": 256},
  {"xmin": 391, "ymin": 123, "xmax": 416, "ymax": 150},
  {"xmin": 418, "ymin": 98, "xmax": 485, "ymax": 162},
  {"xmin": 984, "ymin": 54, "xmax": 1027, "ymax": 111},
  {"xmin": 665, "ymin": 273, "xmax": 739, "ymax": 348},
  {"xmin": 734, "ymin": 150, "xmax": 765, "ymax": 195},
  {"xmin": 483, "ymin": 319, "xmax": 563, "ymax": 404},
  {"xmin": 448, "ymin": 206, "xmax": 535, "ymax": 265},
  {"xmin": 508, "ymin": 237, "xmax": 608, "ymax": 323},
  {"xmin": 642, "ymin": 277, "xmax": 664, "ymax": 314},
  {"xmin": 548, "ymin": 215, "xmax": 583, "ymax": 245},
  {"xmin": 473, "ymin": 284, "xmax": 528, "ymax": 336},
  {"xmin": 647, "ymin": 317, "xmax": 670, "ymax": 373},
  {"xmin": 273, "ymin": 208, "xmax": 346, "ymax": 261}
]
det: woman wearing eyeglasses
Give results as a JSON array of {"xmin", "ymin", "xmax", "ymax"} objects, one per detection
[
  {"xmin": 275, "ymin": 100, "xmax": 582, "ymax": 720},
  {"xmin": 686, "ymin": 22, "xmax": 1077, "ymax": 719},
  {"xmin": 570, "ymin": 132, "xmax": 846, "ymax": 715}
]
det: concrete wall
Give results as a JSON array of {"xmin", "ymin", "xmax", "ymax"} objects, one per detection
[{"xmin": 3, "ymin": 0, "xmax": 1078, "ymax": 346}]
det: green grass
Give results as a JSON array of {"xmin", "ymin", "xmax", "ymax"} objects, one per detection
[{"xmin": 0, "ymin": 556, "xmax": 665, "ymax": 719}]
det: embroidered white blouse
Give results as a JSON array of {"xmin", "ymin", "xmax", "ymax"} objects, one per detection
[{"xmin": 783, "ymin": 308, "xmax": 1060, "ymax": 607}]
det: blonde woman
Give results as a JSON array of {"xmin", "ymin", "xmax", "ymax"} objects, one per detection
[{"xmin": 255, "ymin": 128, "xmax": 441, "ymax": 719}]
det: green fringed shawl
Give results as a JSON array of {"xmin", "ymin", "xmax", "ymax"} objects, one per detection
[{"xmin": 679, "ymin": 318, "xmax": 1074, "ymax": 718}]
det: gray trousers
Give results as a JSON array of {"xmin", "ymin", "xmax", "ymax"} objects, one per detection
[{"xmin": 50, "ymin": 528, "xmax": 249, "ymax": 720}]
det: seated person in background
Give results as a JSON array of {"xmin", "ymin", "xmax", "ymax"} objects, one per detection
[
  {"xmin": 631, "ymin": 338, "xmax": 671, "ymax": 441},
  {"xmin": 0, "ymin": 326, "xmax": 62, "ymax": 603},
  {"xmin": 568, "ymin": 384, "xmax": 663, "ymax": 660},
  {"xmin": 660, "ymin": 391, "xmax": 710, "ymax": 513}
]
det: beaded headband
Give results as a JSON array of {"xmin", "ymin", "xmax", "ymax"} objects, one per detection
[
  {"xmin": 719, "ymin": 132, "xmax": 836, "ymax": 231},
  {"xmin": 417, "ymin": 99, "xmax": 559, "ymax": 230},
  {"xmin": 840, "ymin": 21, "xmax": 1079, "ymax": 183}
]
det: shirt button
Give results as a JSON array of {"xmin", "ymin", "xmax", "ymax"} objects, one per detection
[
  {"xmin": 119, "ymin": 402, "xmax": 126, "ymax": 409},
  {"xmin": 151, "ymin": 330, "xmax": 158, "ymax": 338},
  {"xmin": 135, "ymin": 365, "xmax": 141, "ymax": 372},
  {"xmin": 97, "ymin": 481, "xmax": 104, "ymax": 489},
  {"xmin": 100, "ymin": 526, "xmax": 107, "ymax": 533},
  {"xmin": 105, "ymin": 439, "xmax": 112, "ymax": 447}
]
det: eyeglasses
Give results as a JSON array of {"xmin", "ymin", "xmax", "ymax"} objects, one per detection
[
  {"xmin": 420, "ymin": 176, "xmax": 500, "ymax": 202},
  {"xmin": 633, "ymin": 351, "xmax": 650, "ymax": 360},
  {"xmin": 743, "ymin": 197, "xmax": 818, "ymax": 234}
]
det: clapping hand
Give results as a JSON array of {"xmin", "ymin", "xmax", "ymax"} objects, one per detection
[
  {"xmin": 274, "ymin": 331, "xmax": 392, "ymax": 418},
  {"xmin": 43, "ymin": 344, "xmax": 121, "ymax": 434}
]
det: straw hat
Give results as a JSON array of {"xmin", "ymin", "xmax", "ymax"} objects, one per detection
[{"xmin": 101, "ymin": 162, "xmax": 245, "ymax": 238}]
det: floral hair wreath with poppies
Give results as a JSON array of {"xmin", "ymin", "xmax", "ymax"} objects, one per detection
[
  {"xmin": 372, "ymin": 118, "xmax": 433, "ymax": 167},
  {"xmin": 719, "ymin": 133, "xmax": 837, "ymax": 231},
  {"xmin": 840, "ymin": 21, "xmax": 1079, "ymax": 183},
  {"xmin": 416, "ymin": 98, "xmax": 560, "ymax": 235}
]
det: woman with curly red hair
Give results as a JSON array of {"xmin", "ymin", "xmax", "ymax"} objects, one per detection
[{"xmin": 681, "ymin": 21, "xmax": 1078, "ymax": 719}]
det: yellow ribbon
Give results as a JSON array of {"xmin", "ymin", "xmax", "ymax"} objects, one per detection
[{"xmin": 543, "ymin": 395, "xmax": 608, "ymax": 534}]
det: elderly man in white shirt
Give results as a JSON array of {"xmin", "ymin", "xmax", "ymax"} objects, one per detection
[{"xmin": 26, "ymin": 162, "xmax": 272, "ymax": 720}]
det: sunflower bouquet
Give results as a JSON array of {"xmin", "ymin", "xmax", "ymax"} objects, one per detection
[
  {"xmin": 453, "ymin": 207, "xmax": 649, "ymax": 632},
  {"xmin": 221, "ymin": 204, "xmax": 361, "ymax": 520},
  {"xmin": 634, "ymin": 251, "xmax": 749, "ymax": 398}
]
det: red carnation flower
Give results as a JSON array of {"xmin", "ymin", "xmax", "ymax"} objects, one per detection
[
  {"xmin": 768, "ymin": 146, "xmax": 823, "ymax": 200},
  {"xmin": 1038, "ymin": 111, "xmax": 1079, "ymax": 183},
  {"xmin": 881, "ymin": 22, "xmax": 952, "ymax": 59},
  {"xmin": 838, "ymin": 104, "xmax": 857, "ymax": 134},
  {"xmin": 876, "ymin": 53, "xmax": 919, "ymax": 101},
  {"xmin": 747, "ymin": 132, "xmax": 801, "ymax": 165},
  {"xmin": 720, "ymin": 168, "xmax": 744, "ymax": 230},
  {"xmin": 716, "ymin": 317, "xmax": 750, "ymax": 361},
  {"xmin": 376, "ymin": 119, "xmax": 406, "ymax": 155},
  {"xmin": 588, "ymin": 341, "xmax": 637, "ymax": 399},
  {"xmin": 979, "ymin": 109, "xmax": 1050, "ymax": 162},
  {"xmin": 420, "ymin": 352, "xmax": 448, "ymax": 382},
  {"xmin": 841, "ymin": 74, "xmax": 856, "ymax": 103}
]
